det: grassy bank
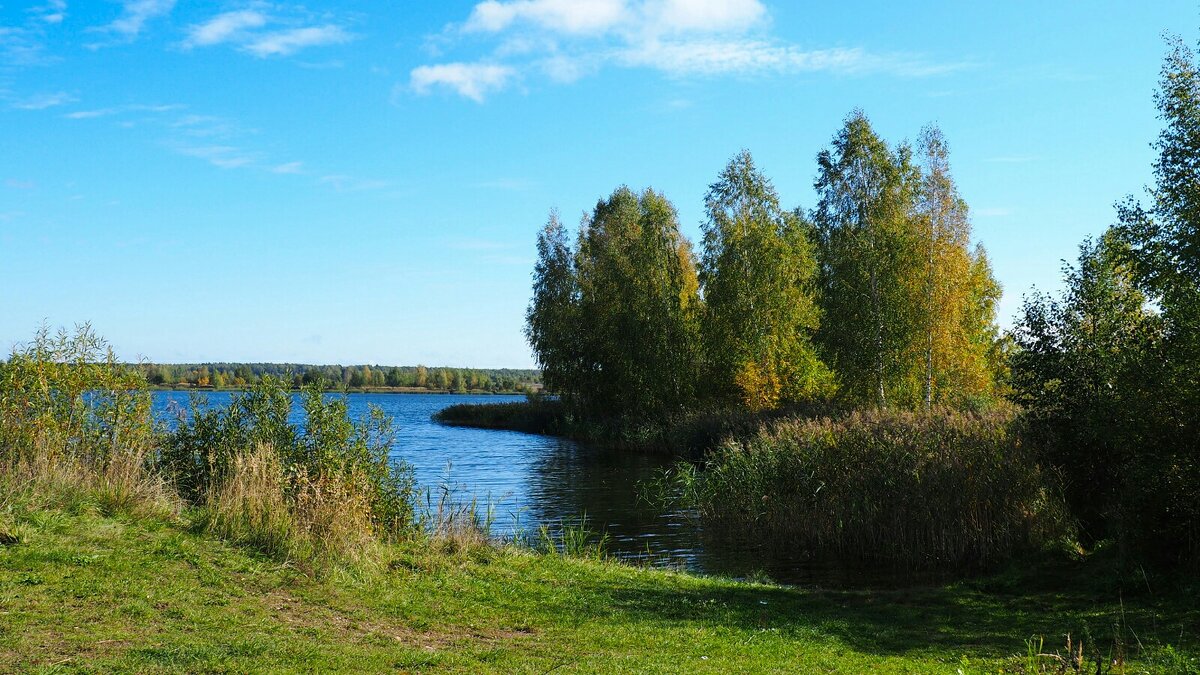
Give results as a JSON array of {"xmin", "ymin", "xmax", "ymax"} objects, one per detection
[
  {"xmin": 3, "ymin": 328, "xmax": 1197, "ymax": 672},
  {"xmin": 2, "ymin": 495, "xmax": 1197, "ymax": 673}
]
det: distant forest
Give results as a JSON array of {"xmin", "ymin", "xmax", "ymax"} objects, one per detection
[{"xmin": 135, "ymin": 363, "xmax": 541, "ymax": 393}]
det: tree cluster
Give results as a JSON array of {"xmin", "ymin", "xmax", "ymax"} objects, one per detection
[
  {"xmin": 527, "ymin": 112, "xmax": 1003, "ymax": 418},
  {"xmin": 1012, "ymin": 36, "xmax": 1200, "ymax": 568}
]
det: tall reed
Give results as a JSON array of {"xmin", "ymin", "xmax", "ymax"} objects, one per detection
[{"xmin": 676, "ymin": 408, "xmax": 1069, "ymax": 570}]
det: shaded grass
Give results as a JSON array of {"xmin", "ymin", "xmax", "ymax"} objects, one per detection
[{"xmin": 1, "ymin": 500, "xmax": 1196, "ymax": 673}]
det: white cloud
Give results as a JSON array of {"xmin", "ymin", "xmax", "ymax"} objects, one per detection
[
  {"xmin": 11, "ymin": 91, "xmax": 75, "ymax": 110},
  {"xmin": 463, "ymin": 0, "xmax": 765, "ymax": 36},
  {"xmin": 466, "ymin": 0, "xmax": 627, "ymax": 35},
  {"xmin": 33, "ymin": 0, "xmax": 67, "ymax": 24},
  {"xmin": 180, "ymin": 9, "xmax": 353, "ymax": 58},
  {"xmin": 183, "ymin": 10, "xmax": 267, "ymax": 48},
  {"xmin": 644, "ymin": 0, "xmax": 765, "ymax": 34},
  {"xmin": 413, "ymin": 0, "xmax": 962, "ymax": 101},
  {"xmin": 410, "ymin": 62, "xmax": 516, "ymax": 102},
  {"xmin": 0, "ymin": 26, "xmax": 49, "ymax": 66},
  {"xmin": 243, "ymin": 25, "xmax": 352, "ymax": 57},
  {"xmin": 64, "ymin": 108, "xmax": 115, "ymax": 119},
  {"xmin": 63, "ymin": 103, "xmax": 182, "ymax": 119},
  {"xmin": 271, "ymin": 161, "xmax": 304, "ymax": 174},
  {"xmin": 619, "ymin": 41, "xmax": 960, "ymax": 78},
  {"xmin": 92, "ymin": 0, "xmax": 175, "ymax": 42}
]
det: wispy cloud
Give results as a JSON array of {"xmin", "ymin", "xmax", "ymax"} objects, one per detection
[
  {"xmin": 615, "ymin": 41, "xmax": 960, "ymax": 78},
  {"xmin": 182, "ymin": 9, "xmax": 354, "ymax": 58},
  {"xmin": 4, "ymin": 179, "xmax": 36, "ymax": 190},
  {"xmin": 63, "ymin": 103, "xmax": 182, "ymax": 119},
  {"xmin": 410, "ymin": 0, "xmax": 966, "ymax": 101},
  {"xmin": 411, "ymin": 63, "xmax": 516, "ymax": 102},
  {"xmin": 174, "ymin": 145, "xmax": 258, "ymax": 169},
  {"xmin": 464, "ymin": 0, "xmax": 631, "ymax": 35},
  {"xmin": 32, "ymin": 0, "xmax": 67, "ymax": 25},
  {"xmin": 0, "ymin": 24, "xmax": 56, "ymax": 67},
  {"xmin": 89, "ymin": 0, "xmax": 175, "ymax": 47},
  {"xmin": 244, "ymin": 25, "xmax": 352, "ymax": 57},
  {"xmin": 182, "ymin": 10, "xmax": 267, "ymax": 48},
  {"xmin": 170, "ymin": 113, "xmax": 248, "ymax": 139},
  {"xmin": 271, "ymin": 161, "xmax": 304, "ymax": 174},
  {"xmin": 0, "ymin": 1, "xmax": 67, "ymax": 67},
  {"xmin": 10, "ymin": 91, "xmax": 75, "ymax": 110}
]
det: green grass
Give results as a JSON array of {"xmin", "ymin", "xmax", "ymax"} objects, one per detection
[{"xmin": 2, "ymin": 504, "xmax": 1196, "ymax": 673}]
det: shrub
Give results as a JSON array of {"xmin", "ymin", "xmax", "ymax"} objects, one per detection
[
  {"xmin": 0, "ymin": 325, "xmax": 174, "ymax": 519},
  {"xmin": 161, "ymin": 378, "xmax": 416, "ymax": 559}
]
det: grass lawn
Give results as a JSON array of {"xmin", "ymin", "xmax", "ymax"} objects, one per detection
[{"xmin": 0, "ymin": 505, "xmax": 1195, "ymax": 674}]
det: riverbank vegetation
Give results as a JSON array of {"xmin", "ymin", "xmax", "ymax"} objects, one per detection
[
  {"xmin": 138, "ymin": 362, "xmax": 540, "ymax": 394},
  {"xmin": 453, "ymin": 36, "xmax": 1200, "ymax": 576},
  {"xmin": 6, "ymin": 329, "xmax": 1196, "ymax": 672}
]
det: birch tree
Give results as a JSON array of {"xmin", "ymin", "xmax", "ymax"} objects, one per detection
[
  {"xmin": 700, "ymin": 151, "xmax": 832, "ymax": 410},
  {"xmin": 812, "ymin": 111, "xmax": 923, "ymax": 407}
]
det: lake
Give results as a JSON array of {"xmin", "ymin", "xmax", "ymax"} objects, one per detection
[{"xmin": 152, "ymin": 391, "xmax": 839, "ymax": 583}]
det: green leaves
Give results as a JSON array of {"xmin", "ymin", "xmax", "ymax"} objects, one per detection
[
  {"xmin": 527, "ymin": 189, "xmax": 703, "ymax": 418},
  {"xmin": 526, "ymin": 119, "xmax": 1002, "ymax": 419},
  {"xmin": 701, "ymin": 150, "xmax": 832, "ymax": 409},
  {"xmin": 813, "ymin": 111, "xmax": 924, "ymax": 408}
]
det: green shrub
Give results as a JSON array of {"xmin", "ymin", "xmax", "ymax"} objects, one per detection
[
  {"xmin": 0, "ymin": 325, "xmax": 173, "ymax": 519},
  {"xmin": 161, "ymin": 379, "xmax": 416, "ymax": 545}
]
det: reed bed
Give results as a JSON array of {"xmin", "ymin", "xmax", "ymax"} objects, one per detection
[
  {"xmin": 433, "ymin": 399, "xmax": 567, "ymax": 436},
  {"xmin": 676, "ymin": 408, "xmax": 1069, "ymax": 571}
]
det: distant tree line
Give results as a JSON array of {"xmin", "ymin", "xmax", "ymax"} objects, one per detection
[
  {"xmin": 528, "ymin": 112, "xmax": 1003, "ymax": 418},
  {"xmin": 137, "ymin": 362, "xmax": 540, "ymax": 393}
]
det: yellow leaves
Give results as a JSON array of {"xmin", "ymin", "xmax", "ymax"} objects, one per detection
[{"xmin": 734, "ymin": 360, "xmax": 781, "ymax": 413}]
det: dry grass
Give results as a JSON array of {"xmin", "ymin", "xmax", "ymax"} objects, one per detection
[
  {"xmin": 200, "ymin": 444, "xmax": 294, "ymax": 557},
  {"xmin": 0, "ymin": 441, "xmax": 178, "ymax": 522},
  {"xmin": 291, "ymin": 466, "xmax": 378, "ymax": 564},
  {"xmin": 199, "ymin": 444, "xmax": 384, "ymax": 567}
]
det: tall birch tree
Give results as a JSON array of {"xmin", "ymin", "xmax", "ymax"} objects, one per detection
[{"xmin": 700, "ymin": 151, "xmax": 832, "ymax": 410}]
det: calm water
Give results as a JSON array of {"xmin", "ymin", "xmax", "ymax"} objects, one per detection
[{"xmin": 151, "ymin": 391, "xmax": 830, "ymax": 582}]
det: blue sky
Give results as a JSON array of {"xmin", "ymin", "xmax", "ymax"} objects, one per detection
[{"xmin": 0, "ymin": 1, "xmax": 1194, "ymax": 367}]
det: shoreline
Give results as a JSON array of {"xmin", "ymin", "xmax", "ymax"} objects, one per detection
[{"xmin": 149, "ymin": 386, "xmax": 532, "ymax": 396}]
